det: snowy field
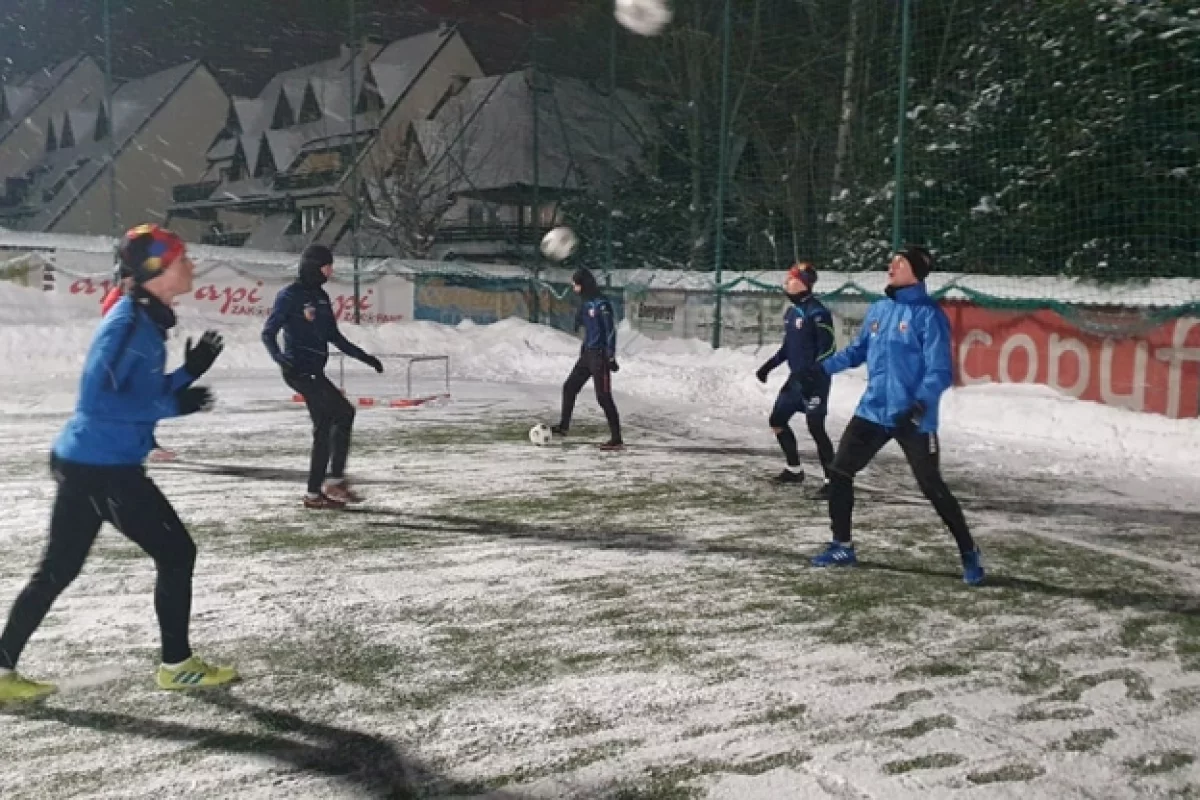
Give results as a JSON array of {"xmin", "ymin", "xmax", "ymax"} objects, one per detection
[{"xmin": 2, "ymin": 283, "xmax": 1200, "ymax": 799}]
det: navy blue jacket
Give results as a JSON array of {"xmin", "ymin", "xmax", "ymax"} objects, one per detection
[
  {"xmin": 576, "ymin": 296, "xmax": 617, "ymax": 358},
  {"xmin": 764, "ymin": 294, "xmax": 837, "ymax": 377},
  {"xmin": 54, "ymin": 294, "xmax": 194, "ymax": 466},
  {"xmin": 822, "ymin": 282, "xmax": 954, "ymax": 434},
  {"xmin": 262, "ymin": 282, "xmax": 370, "ymax": 375}
]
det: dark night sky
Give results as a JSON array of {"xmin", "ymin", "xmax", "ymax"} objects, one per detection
[{"xmin": 0, "ymin": 0, "xmax": 588, "ymax": 95}]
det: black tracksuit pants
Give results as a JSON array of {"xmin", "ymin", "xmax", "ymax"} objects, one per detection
[
  {"xmin": 0, "ymin": 457, "xmax": 196, "ymax": 670},
  {"xmin": 286, "ymin": 372, "xmax": 356, "ymax": 494},
  {"xmin": 559, "ymin": 348, "xmax": 622, "ymax": 442},
  {"xmin": 827, "ymin": 416, "xmax": 976, "ymax": 557}
]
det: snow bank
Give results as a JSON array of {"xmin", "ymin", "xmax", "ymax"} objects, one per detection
[{"xmin": 2, "ymin": 280, "xmax": 1198, "ymax": 478}]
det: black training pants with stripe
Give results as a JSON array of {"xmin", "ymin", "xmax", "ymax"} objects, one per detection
[
  {"xmin": 827, "ymin": 416, "xmax": 976, "ymax": 557},
  {"xmin": 0, "ymin": 457, "xmax": 196, "ymax": 670},
  {"xmin": 285, "ymin": 372, "xmax": 356, "ymax": 494},
  {"xmin": 559, "ymin": 348, "xmax": 622, "ymax": 442}
]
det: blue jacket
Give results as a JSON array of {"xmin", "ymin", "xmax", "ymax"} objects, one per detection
[
  {"xmin": 576, "ymin": 296, "xmax": 617, "ymax": 358},
  {"xmin": 262, "ymin": 282, "xmax": 370, "ymax": 375},
  {"xmin": 764, "ymin": 294, "xmax": 837, "ymax": 377},
  {"xmin": 821, "ymin": 283, "xmax": 954, "ymax": 434},
  {"xmin": 54, "ymin": 294, "xmax": 194, "ymax": 466}
]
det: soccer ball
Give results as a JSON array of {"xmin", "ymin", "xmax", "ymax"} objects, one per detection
[
  {"xmin": 615, "ymin": 0, "xmax": 673, "ymax": 37},
  {"xmin": 529, "ymin": 423, "xmax": 554, "ymax": 446},
  {"xmin": 540, "ymin": 226, "xmax": 579, "ymax": 262}
]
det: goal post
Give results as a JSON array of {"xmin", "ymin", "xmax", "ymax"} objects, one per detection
[{"xmin": 291, "ymin": 353, "xmax": 451, "ymax": 408}]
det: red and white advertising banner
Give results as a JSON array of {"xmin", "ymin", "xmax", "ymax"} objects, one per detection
[
  {"xmin": 57, "ymin": 266, "xmax": 415, "ymax": 325},
  {"xmin": 945, "ymin": 303, "xmax": 1200, "ymax": 419}
]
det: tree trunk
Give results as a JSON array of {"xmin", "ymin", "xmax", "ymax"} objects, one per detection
[{"xmin": 830, "ymin": 0, "xmax": 862, "ymax": 198}]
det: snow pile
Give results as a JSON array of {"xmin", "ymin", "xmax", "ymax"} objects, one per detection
[{"xmin": 2, "ymin": 280, "xmax": 1198, "ymax": 478}]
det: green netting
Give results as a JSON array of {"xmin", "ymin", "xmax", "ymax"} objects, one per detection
[
  {"xmin": 526, "ymin": 0, "xmax": 1199, "ymax": 341},
  {"xmin": 10, "ymin": 0, "xmax": 1196, "ymax": 342}
]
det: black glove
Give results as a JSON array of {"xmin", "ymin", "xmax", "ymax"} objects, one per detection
[
  {"xmin": 184, "ymin": 330, "xmax": 224, "ymax": 379},
  {"xmin": 755, "ymin": 362, "xmax": 772, "ymax": 383},
  {"xmin": 176, "ymin": 386, "xmax": 214, "ymax": 415},
  {"xmin": 362, "ymin": 355, "xmax": 384, "ymax": 374},
  {"xmin": 608, "ymin": 358, "xmax": 620, "ymax": 373},
  {"xmin": 894, "ymin": 402, "xmax": 926, "ymax": 434}
]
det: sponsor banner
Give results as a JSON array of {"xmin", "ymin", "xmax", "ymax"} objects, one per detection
[
  {"xmin": 55, "ymin": 266, "xmax": 414, "ymax": 324},
  {"xmin": 946, "ymin": 303, "xmax": 1200, "ymax": 419},
  {"xmin": 413, "ymin": 276, "xmax": 605, "ymax": 332}
]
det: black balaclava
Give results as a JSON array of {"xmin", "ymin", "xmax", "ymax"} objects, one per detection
[
  {"xmin": 298, "ymin": 244, "xmax": 333, "ymax": 288},
  {"xmin": 572, "ymin": 267, "xmax": 600, "ymax": 299}
]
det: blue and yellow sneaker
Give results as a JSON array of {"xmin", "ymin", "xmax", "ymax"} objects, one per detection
[
  {"xmin": 811, "ymin": 542, "xmax": 857, "ymax": 567},
  {"xmin": 156, "ymin": 655, "xmax": 239, "ymax": 691},
  {"xmin": 0, "ymin": 671, "xmax": 57, "ymax": 703}
]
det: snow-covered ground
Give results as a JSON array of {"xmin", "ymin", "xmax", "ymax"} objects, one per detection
[{"xmin": 1, "ymin": 281, "xmax": 1199, "ymax": 799}]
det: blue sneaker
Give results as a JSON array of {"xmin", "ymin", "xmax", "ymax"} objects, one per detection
[
  {"xmin": 811, "ymin": 542, "xmax": 857, "ymax": 567},
  {"xmin": 962, "ymin": 548, "xmax": 985, "ymax": 586}
]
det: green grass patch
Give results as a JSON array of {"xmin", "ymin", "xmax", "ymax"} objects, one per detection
[
  {"xmin": 882, "ymin": 752, "xmax": 965, "ymax": 775},
  {"xmin": 967, "ymin": 763, "xmax": 1046, "ymax": 784},
  {"xmin": 1056, "ymin": 728, "xmax": 1118, "ymax": 752},
  {"xmin": 885, "ymin": 714, "xmax": 957, "ymax": 739},
  {"xmin": 1125, "ymin": 751, "xmax": 1195, "ymax": 776}
]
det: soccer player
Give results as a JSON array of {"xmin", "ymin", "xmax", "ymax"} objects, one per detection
[
  {"xmin": 808, "ymin": 245, "xmax": 984, "ymax": 586},
  {"xmin": 101, "ymin": 271, "xmax": 177, "ymax": 463},
  {"xmin": 552, "ymin": 268, "xmax": 623, "ymax": 450},
  {"xmin": 0, "ymin": 224, "xmax": 237, "ymax": 703},
  {"xmin": 756, "ymin": 262, "xmax": 837, "ymax": 494},
  {"xmin": 262, "ymin": 245, "xmax": 383, "ymax": 509}
]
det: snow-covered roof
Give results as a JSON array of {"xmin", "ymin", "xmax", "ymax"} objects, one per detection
[
  {"xmin": 9, "ymin": 62, "xmax": 204, "ymax": 231},
  {"xmin": 0, "ymin": 55, "xmax": 91, "ymax": 145},
  {"xmin": 416, "ymin": 70, "xmax": 652, "ymax": 197}
]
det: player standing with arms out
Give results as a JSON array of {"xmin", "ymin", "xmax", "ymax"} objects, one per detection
[
  {"xmin": 262, "ymin": 244, "xmax": 384, "ymax": 509},
  {"xmin": 806, "ymin": 245, "xmax": 984, "ymax": 585},
  {"xmin": 0, "ymin": 224, "xmax": 237, "ymax": 702},
  {"xmin": 552, "ymin": 267, "xmax": 623, "ymax": 450},
  {"xmin": 756, "ymin": 263, "xmax": 837, "ymax": 495}
]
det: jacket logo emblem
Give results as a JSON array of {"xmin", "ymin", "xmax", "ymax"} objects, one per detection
[
  {"xmin": 794, "ymin": 317, "xmax": 804, "ymax": 329},
  {"xmin": 303, "ymin": 303, "xmax": 317, "ymax": 322},
  {"xmin": 589, "ymin": 308, "xmax": 596, "ymax": 317},
  {"xmin": 899, "ymin": 321, "xmax": 909, "ymax": 333},
  {"xmin": 870, "ymin": 321, "xmax": 879, "ymax": 334}
]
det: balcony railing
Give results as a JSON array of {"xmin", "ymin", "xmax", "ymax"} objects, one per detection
[
  {"xmin": 200, "ymin": 231, "xmax": 252, "ymax": 247},
  {"xmin": 273, "ymin": 170, "xmax": 343, "ymax": 192},
  {"xmin": 435, "ymin": 223, "xmax": 553, "ymax": 246},
  {"xmin": 172, "ymin": 181, "xmax": 220, "ymax": 204}
]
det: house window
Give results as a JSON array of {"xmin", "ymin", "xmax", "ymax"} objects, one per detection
[
  {"xmin": 467, "ymin": 205, "xmax": 484, "ymax": 227},
  {"xmin": 300, "ymin": 206, "xmax": 327, "ymax": 235}
]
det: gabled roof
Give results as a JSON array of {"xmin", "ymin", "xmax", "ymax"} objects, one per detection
[
  {"xmin": 307, "ymin": 77, "xmax": 351, "ymax": 123},
  {"xmin": 62, "ymin": 107, "xmax": 99, "ymax": 148},
  {"xmin": 19, "ymin": 61, "xmax": 206, "ymax": 230},
  {"xmin": 231, "ymin": 96, "xmax": 265, "ymax": 133},
  {"xmin": 264, "ymin": 128, "xmax": 306, "ymax": 173},
  {"xmin": 0, "ymin": 55, "xmax": 93, "ymax": 145},
  {"xmin": 209, "ymin": 136, "xmax": 238, "ymax": 162},
  {"xmin": 370, "ymin": 29, "xmax": 452, "ymax": 106},
  {"xmin": 1, "ymin": 85, "xmax": 35, "ymax": 120},
  {"xmin": 416, "ymin": 70, "xmax": 651, "ymax": 197}
]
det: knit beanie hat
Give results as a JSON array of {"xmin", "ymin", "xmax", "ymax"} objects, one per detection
[
  {"xmin": 788, "ymin": 261, "xmax": 817, "ymax": 289},
  {"xmin": 898, "ymin": 245, "xmax": 934, "ymax": 281},
  {"xmin": 118, "ymin": 224, "xmax": 186, "ymax": 284}
]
